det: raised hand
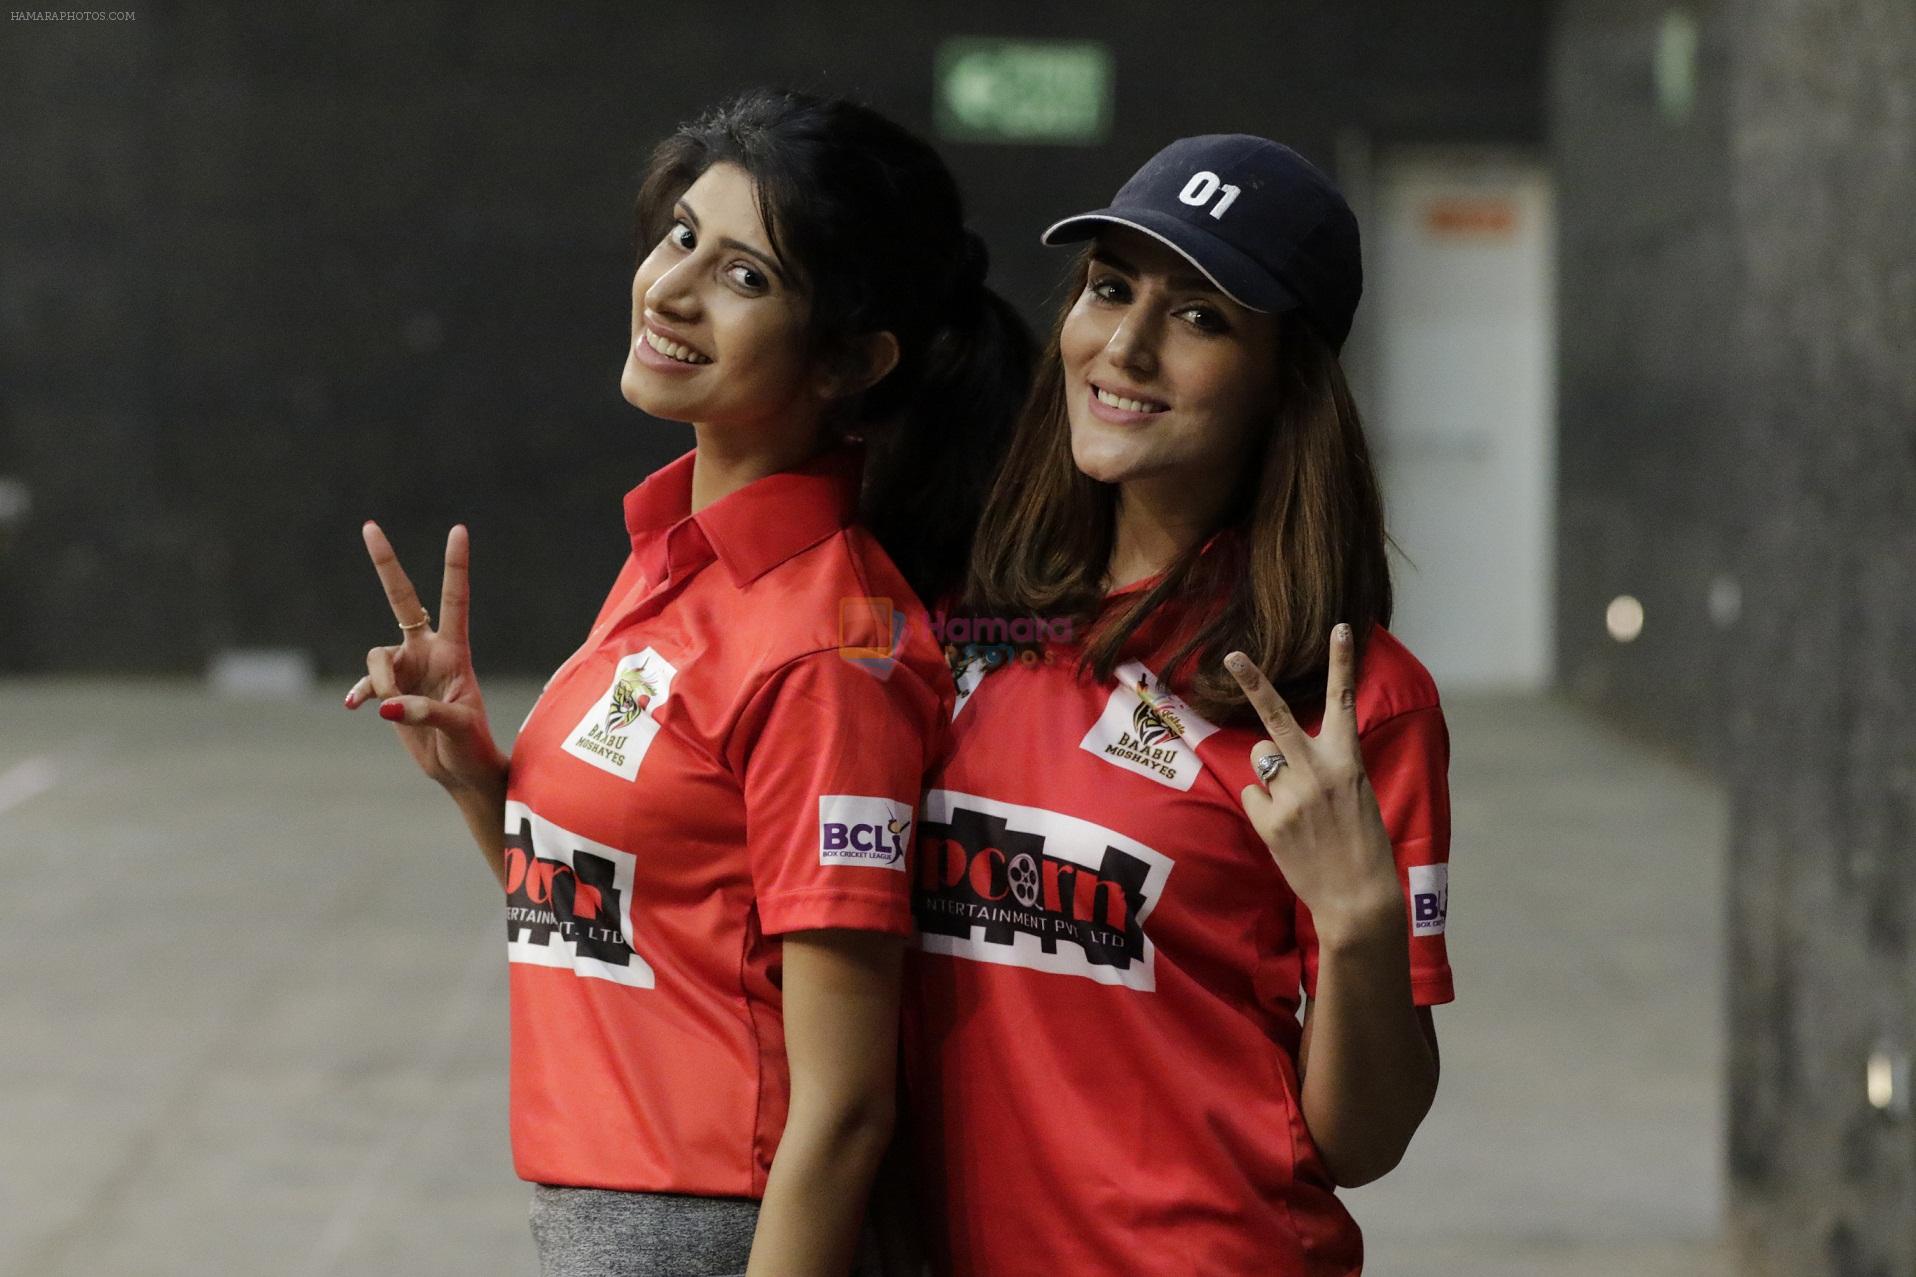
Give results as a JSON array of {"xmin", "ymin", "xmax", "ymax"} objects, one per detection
[
  {"xmin": 344, "ymin": 521, "xmax": 506, "ymax": 799},
  {"xmin": 1223, "ymin": 625, "xmax": 1402, "ymax": 941}
]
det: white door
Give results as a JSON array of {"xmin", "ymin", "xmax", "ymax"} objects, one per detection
[{"xmin": 1366, "ymin": 151, "xmax": 1556, "ymax": 692}]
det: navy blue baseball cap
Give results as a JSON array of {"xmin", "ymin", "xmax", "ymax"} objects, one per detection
[{"xmin": 1042, "ymin": 134, "xmax": 1363, "ymax": 352}]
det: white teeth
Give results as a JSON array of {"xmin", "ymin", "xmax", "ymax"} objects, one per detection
[
  {"xmin": 1095, "ymin": 387, "xmax": 1164, "ymax": 413},
  {"xmin": 642, "ymin": 328, "xmax": 711, "ymax": 365}
]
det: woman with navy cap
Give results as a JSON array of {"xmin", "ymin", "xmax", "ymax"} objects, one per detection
[{"xmin": 900, "ymin": 136, "xmax": 1454, "ymax": 1274}]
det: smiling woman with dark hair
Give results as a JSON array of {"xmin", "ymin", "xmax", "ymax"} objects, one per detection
[
  {"xmin": 341, "ymin": 88, "xmax": 1031, "ymax": 1277},
  {"xmin": 900, "ymin": 136, "xmax": 1455, "ymax": 1276}
]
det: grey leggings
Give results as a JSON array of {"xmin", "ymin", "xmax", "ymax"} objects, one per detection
[
  {"xmin": 527, "ymin": 1184, "xmax": 887, "ymax": 1276},
  {"xmin": 529, "ymin": 1185, "xmax": 758, "ymax": 1277}
]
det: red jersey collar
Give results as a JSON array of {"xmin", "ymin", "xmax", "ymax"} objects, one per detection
[{"xmin": 622, "ymin": 445, "xmax": 863, "ymax": 587}]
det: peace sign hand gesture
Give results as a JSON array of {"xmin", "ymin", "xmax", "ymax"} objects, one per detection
[
  {"xmin": 344, "ymin": 521, "xmax": 506, "ymax": 799},
  {"xmin": 1224, "ymin": 625, "xmax": 1404, "ymax": 944}
]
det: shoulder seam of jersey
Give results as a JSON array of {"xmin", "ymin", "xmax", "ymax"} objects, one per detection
[
  {"xmin": 720, "ymin": 646, "xmax": 938, "ymax": 768},
  {"xmin": 1359, "ymin": 700, "xmax": 1444, "ymax": 738}
]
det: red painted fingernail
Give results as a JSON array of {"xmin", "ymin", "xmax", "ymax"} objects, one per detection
[
  {"xmin": 342, "ymin": 693, "xmax": 356, "ymax": 709},
  {"xmin": 378, "ymin": 701, "xmax": 405, "ymax": 722}
]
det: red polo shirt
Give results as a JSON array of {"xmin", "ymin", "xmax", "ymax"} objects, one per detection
[
  {"xmin": 503, "ymin": 444, "xmax": 950, "ymax": 1197},
  {"xmin": 903, "ymin": 582, "xmax": 1454, "ymax": 1276}
]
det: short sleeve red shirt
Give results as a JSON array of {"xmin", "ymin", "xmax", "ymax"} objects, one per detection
[
  {"xmin": 504, "ymin": 444, "xmax": 951, "ymax": 1197},
  {"xmin": 902, "ymin": 587, "xmax": 1454, "ymax": 1276}
]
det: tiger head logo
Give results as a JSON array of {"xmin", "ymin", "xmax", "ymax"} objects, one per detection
[
  {"xmin": 605, "ymin": 663, "xmax": 660, "ymax": 732},
  {"xmin": 1131, "ymin": 696, "xmax": 1175, "ymax": 747}
]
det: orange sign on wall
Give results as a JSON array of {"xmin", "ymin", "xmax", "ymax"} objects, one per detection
[{"xmin": 1423, "ymin": 197, "xmax": 1519, "ymax": 239}]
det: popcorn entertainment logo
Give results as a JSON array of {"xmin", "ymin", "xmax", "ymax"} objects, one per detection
[
  {"xmin": 914, "ymin": 789, "xmax": 1175, "ymax": 990},
  {"xmin": 503, "ymin": 801, "xmax": 655, "ymax": 989}
]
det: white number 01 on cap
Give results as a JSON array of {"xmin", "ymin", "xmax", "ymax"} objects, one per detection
[{"xmin": 1178, "ymin": 170, "xmax": 1242, "ymax": 220}]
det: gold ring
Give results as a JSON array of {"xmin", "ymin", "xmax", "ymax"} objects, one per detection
[{"xmin": 398, "ymin": 610, "xmax": 431, "ymax": 632}]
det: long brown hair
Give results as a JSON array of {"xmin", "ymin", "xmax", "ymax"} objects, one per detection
[{"xmin": 964, "ymin": 249, "xmax": 1393, "ymax": 723}]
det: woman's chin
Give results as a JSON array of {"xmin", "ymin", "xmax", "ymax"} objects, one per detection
[
  {"xmin": 620, "ymin": 364, "xmax": 694, "ymax": 421},
  {"xmin": 1069, "ymin": 434, "xmax": 1145, "ymax": 486}
]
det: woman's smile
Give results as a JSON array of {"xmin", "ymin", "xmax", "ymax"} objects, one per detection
[
  {"xmin": 1087, "ymin": 380, "xmax": 1170, "ymax": 423},
  {"xmin": 635, "ymin": 321, "xmax": 713, "ymax": 368}
]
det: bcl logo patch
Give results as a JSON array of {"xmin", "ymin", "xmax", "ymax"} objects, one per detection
[
  {"xmin": 1078, "ymin": 660, "xmax": 1221, "ymax": 791},
  {"xmin": 1408, "ymin": 863, "xmax": 1448, "ymax": 936},
  {"xmin": 562, "ymin": 647, "xmax": 678, "ymax": 781},
  {"xmin": 819, "ymin": 794, "xmax": 913, "ymax": 871}
]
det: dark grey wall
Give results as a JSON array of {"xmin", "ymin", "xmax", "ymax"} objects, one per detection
[
  {"xmin": 1550, "ymin": 0, "xmax": 1744, "ymax": 762},
  {"xmin": 0, "ymin": 1, "xmax": 1546, "ymax": 676},
  {"xmin": 1553, "ymin": 1, "xmax": 1916, "ymax": 1270}
]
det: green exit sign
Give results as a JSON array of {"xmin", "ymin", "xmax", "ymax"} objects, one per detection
[{"xmin": 935, "ymin": 38, "xmax": 1114, "ymax": 145}]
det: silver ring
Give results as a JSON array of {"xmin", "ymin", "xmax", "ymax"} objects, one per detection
[{"xmin": 1254, "ymin": 750, "xmax": 1287, "ymax": 783}]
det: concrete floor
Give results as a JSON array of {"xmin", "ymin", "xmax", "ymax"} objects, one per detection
[{"xmin": 0, "ymin": 679, "xmax": 1732, "ymax": 1275}]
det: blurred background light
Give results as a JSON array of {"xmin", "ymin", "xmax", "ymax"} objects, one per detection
[
  {"xmin": 1606, "ymin": 593, "xmax": 1645, "ymax": 642},
  {"xmin": 1707, "ymin": 574, "xmax": 1741, "ymax": 628}
]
